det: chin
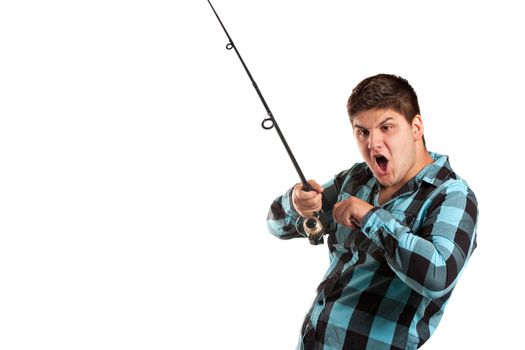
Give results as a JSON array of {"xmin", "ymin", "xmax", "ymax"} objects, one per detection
[{"xmin": 375, "ymin": 174, "xmax": 395, "ymax": 187}]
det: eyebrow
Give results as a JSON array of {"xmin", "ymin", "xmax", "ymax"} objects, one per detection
[
  {"xmin": 378, "ymin": 117, "xmax": 395, "ymax": 127},
  {"xmin": 353, "ymin": 117, "xmax": 395, "ymax": 130}
]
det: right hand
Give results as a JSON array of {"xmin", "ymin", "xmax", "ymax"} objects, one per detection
[{"xmin": 292, "ymin": 180, "xmax": 324, "ymax": 217}]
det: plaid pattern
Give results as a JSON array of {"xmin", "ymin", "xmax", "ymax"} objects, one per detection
[{"xmin": 267, "ymin": 153, "xmax": 478, "ymax": 349}]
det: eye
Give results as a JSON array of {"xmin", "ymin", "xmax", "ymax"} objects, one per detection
[
  {"xmin": 357, "ymin": 129, "xmax": 369, "ymax": 137},
  {"xmin": 382, "ymin": 124, "xmax": 393, "ymax": 132}
]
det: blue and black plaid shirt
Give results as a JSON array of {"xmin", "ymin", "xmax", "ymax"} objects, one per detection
[{"xmin": 267, "ymin": 152, "xmax": 478, "ymax": 349}]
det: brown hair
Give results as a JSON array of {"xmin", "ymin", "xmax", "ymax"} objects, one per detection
[{"xmin": 347, "ymin": 74, "xmax": 420, "ymax": 122}]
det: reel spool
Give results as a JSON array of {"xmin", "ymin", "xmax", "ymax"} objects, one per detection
[{"xmin": 304, "ymin": 213, "xmax": 325, "ymax": 245}]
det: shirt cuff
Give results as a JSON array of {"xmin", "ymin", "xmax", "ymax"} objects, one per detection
[
  {"xmin": 360, "ymin": 207, "xmax": 402, "ymax": 241},
  {"xmin": 282, "ymin": 187, "xmax": 301, "ymax": 219}
]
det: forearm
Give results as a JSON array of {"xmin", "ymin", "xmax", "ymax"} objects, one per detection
[
  {"xmin": 360, "ymin": 182, "xmax": 478, "ymax": 298},
  {"xmin": 267, "ymin": 169, "xmax": 348, "ymax": 240}
]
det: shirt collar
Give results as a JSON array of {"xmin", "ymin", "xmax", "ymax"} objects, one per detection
[{"xmin": 417, "ymin": 152, "xmax": 453, "ymax": 188}]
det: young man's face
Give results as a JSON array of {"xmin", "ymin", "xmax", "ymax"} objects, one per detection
[{"xmin": 352, "ymin": 108, "xmax": 423, "ymax": 190}]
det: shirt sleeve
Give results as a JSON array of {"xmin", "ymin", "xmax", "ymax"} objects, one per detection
[
  {"xmin": 266, "ymin": 187, "xmax": 305, "ymax": 239},
  {"xmin": 360, "ymin": 179, "xmax": 478, "ymax": 299},
  {"xmin": 266, "ymin": 169, "xmax": 348, "ymax": 240}
]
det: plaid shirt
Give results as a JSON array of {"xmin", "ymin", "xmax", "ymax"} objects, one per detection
[{"xmin": 267, "ymin": 152, "xmax": 478, "ymax": 349}]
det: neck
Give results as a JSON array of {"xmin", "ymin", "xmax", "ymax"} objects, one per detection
[
  {"xmin": 406, "ymin": 143, "xmax": 433, "ymax": 180},
  {"xmin": 417, "ymin": 148, "xmax": 434, "ymax": 172}
]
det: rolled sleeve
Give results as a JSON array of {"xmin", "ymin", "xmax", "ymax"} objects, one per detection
[{"xmin": 358, "ymin": 180, "xmax": 478, "ymax": 299}]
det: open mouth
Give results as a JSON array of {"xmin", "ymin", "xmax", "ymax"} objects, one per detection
[{"xmin": 374, "ymin": 155, "xmax": 388, "ymax": 171}]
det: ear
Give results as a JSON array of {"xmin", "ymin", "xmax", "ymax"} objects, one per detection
[{"xmin": 412, "ymin": 114, "xmax": 424, "ymax": 141}]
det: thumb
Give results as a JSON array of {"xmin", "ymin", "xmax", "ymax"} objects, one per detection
[{"xmin": 306, "ymin": 179, "xmax": 324, "ymax": 194}]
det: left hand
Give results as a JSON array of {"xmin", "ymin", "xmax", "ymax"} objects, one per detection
[{"xmin": 333, "ymin": 196, "xmax": 374, "ymax": 229}]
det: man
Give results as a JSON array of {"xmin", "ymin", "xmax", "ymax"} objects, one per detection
[{"xmin": 267, "ymin": 74, "xmax": 478, "ymax": 349}]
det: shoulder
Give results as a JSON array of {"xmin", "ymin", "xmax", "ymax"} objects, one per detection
[
  {"xmin": 332, "ymin": 162, "xmax": 374, "ymax": 195},
  {"xmin": 334, "ymin": 162, "xmax": 370, "ymax": 183},
  {"xmin": 425, "ymin": 172, "xmax": 478, "ymax": 225},
  {"xmin": 437, "ymin": 177, "xmax": 478, "ymax": 210},
  {"xmin": 425, "ymin": 152, "xmax": 476, "ymax": 197}
]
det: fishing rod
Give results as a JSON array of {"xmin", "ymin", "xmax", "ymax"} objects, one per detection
[{"xmin": 206, "ymin": 0, "xmax": 329, "ymax": 245}]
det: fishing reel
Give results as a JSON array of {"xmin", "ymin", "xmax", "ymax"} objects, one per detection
[{"xmin": 304, "ymin": 212, "xmax": 325, "ymax": 245}]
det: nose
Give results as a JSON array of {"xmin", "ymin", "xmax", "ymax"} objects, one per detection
[{"xmin": 367, "ymin": 130, "xmax": 383, "ymax": 150}]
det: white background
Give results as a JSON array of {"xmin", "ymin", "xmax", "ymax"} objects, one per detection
[{"xmin": 1, "ymin": 0, "xmax": 523, "ymax": 349}]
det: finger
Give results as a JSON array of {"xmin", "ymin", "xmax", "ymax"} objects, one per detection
[
  {"xmin": 333, "ymin": 202, "xmax": 353, "ymax": 228},
  {"xmin": 293, "ymin": 191, "xmax": 322, "ymax": 217},
  {"xmin": 340, "ymin": 211, "xmax": 352, "ymax": 228},
  {"xmin": 333, "ymin": 204, "xmax": 342, "ymax": 224},
  {"xmin": 333, "ymin": 202, "xmax": 341, "ymax": 223},
  {"xmin": 303, "ymin": 192, "xmax": 323, "ymax": 205},
  {"xmin": 295, "ymin": 183, "xmax": 320, "ymax": 198},
  {"xmin": 306, "ymin": 179, "xmax": 324, "ymax": 194},
  {"xmin": 294, "ymin": 194, "xmax": 321, "ymax": 209},
  {"xmin": 301, "ymin": 201, "xmax": 322, "ymax": 211},
  {"xmin": 292, "ymin": 184, "xmax": 315, "ymax": 204},
  {"xmin": 302, "ymin": 210, "xmax": 314, "ymax": 217},
  {"xmin": 301, "ymin": 203, "xmax": 320, "ymax": 217},
  {"xmin": 297, "ymin": 191, "xmax": 320, "ymax": 201},
  {"xmin": 299, "ymin": 204, "xmax": 323, "ymax": 217}
]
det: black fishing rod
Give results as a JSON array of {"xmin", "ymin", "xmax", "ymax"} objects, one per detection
[{"xmin": 206, "ymin": 0, "xmax": 328, "ymax": 244}]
